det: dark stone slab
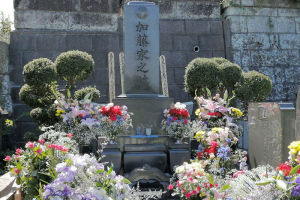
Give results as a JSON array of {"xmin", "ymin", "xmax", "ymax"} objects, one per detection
[
  {"xmin": 169, "ymin": 143, "xmax": 190, "ymax": 150},
  {"xmin": 160, "ymin": 20, "xmax": 185, "ymax": 34},
  {"xmin": 169, "ymin": 149, "xmax": 190, "ymax": 172},
  {"xmin": 66, "ymin": 34, "xmax": 93, "ymax": 51},
  {"xmin": 113, "ymin": 96, "xmax": 173, "ymax": 134},
  {"xmin": 80, "ymin": 0, "xmax": 109, "ymax": 12},
  {"xmin": 185, "ymin": 20, "xmax": 210, "ymax": 34},
  {"xmin": 124, "ymin": 144, "xmax": 166, "ymax": 152},
  {"xmin": 124, "ymin": 152, "xmax": 167, "ymax": 173},
  {"xmin": 102, "ymin": 149, "xmax": 122, "ymax": 173}
]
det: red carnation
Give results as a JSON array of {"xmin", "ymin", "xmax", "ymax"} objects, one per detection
[
  {"xmin": 184, "ymin": 118, "xmax": 188, "ymax": 124},
  {"xmin": 110, "ymin": 115, "xmax": 117, "ymax": 121},
  {"xmin": 276, "ymin": 163, "xmax": 292, "ymax": 176}
]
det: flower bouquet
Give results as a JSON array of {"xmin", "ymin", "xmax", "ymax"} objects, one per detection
[
  {"xmin": 162, "ymin": 102, "xmax": 191, "ymax": 143},
  {"xmin": 99, "ymin": 103, "xmax": 132, "ymax": 143},
  {"xmin": 43, "ymin": 154, "xmax": 134, "ymax": 200},
  {"xmin": 4, "ymin": 140, "xmax": 69, "ymax": 199},
  {"xmin": 55, "ymin": 96, "xmax": 102, "ymax": 145},
  {"xmin": 192, "ymin": 94, "xmax": 246, "ymax": 174},
  {"xmin": 168, "ymin": 162, "xmax": 229, "ymax": 200}
]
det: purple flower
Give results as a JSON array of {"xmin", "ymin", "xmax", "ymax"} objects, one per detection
[
  {"xmin": 217, "ymin": 146, "xmax": 231, "ymax": 160},
  {"xmin": 292, "ymin": 184, "xmax": 300, "ymax": 197}
]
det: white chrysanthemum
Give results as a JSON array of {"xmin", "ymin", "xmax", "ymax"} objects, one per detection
[{"xmin": 174, "ymin": 102, "xmax": 186, "ymax": 109}]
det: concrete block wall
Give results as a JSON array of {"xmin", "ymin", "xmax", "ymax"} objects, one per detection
[
  {"xmin": 223, "ymin": 0, "xmax": 300, "ymax": 101},
  {"xmin": 9, "ymin": 0, "xmax": 225, "ymax": 145}
]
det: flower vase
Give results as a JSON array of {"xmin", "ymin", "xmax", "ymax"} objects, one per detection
[
  {"xmin": 175, "ymin": 138, "xmax": 183, "ymax": 144},
  {"xmin": 109, "ymin": 140, "xmax": 116, "ymax": 144}
]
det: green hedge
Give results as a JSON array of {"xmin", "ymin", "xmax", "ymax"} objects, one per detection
[
  {"xmin": 22, "ymin": 58, "xmax": 56, "ymax": 86},
  {"xmin": 184, "ymin": 58, "xmax": 219, "ymax": 97}
]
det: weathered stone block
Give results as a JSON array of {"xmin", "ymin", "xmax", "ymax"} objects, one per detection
[
  {"xmin": 224, "ymin": 7, "xmax": 277, "ymax": 17},
  {"xmin": 0, "ymin": 75, "xmax": 10, "ymax": 95},
  {"xmin": 37, "ymin": 0, "xmax": 73, "ymax": 11},
  {"xmin": 212, "ymin": 50, "xmax": 225, "ymax": 57},
  {"xmin": 210, "ymin": 21, "xmax": 223, "ymax": 34},
  {"xmin": 173, "ymin": 35, "xmax": 198, "ymax": 51},
  {"xmin": 296, "ymin": 17, "xmax": 300, "ymax": 33},
  {"xmin": 91, "ymin": 51, "xmax": 108, "ymax": 68},
  {"xmin": 251, "ymin": 50, "xmax": 299, "ymax": 66},
  {"xmin": 161, "ymin": 51, "xmax": 187, "ymax": 67},
  {"xmin": 160, "ymin": 34, "xmax": 173, "ymax": 51},
  {"xmin": 66, "ymin": 35, "xmax": 93, "ymax": 51},
  {"xmin": 280, "ymin": 34, "xmax": 300, "ymax": 49},
  {"xmin": 185, "ymin": 20, "xmax": 210, "ymax": 34},
  {"xmin": 247, "ymin": 16, "xmax": 276, "ymax": 33},
  {"xmin": 276, "ymin": 17, "xmax": 296, "ymax": 33},
  {"xmin": 0, "ymin": 42, "xmax": 8, "ymax": 74},
  {"xmin": 231, "ymin": 33, "xmax": 270, "ymax": 50},
  {"xmin": 10, "ymin": 31, "xmax": 36, "ymax": 51},
  {"xmin": 166, "ymin": 68, "xmax": 175, "ymax": 84},
  {"xmin": 160, "ymin": 20, "xmax": 185, "ymax": 34},
  {"xmin": 69, "ymin": 13, "xmax": 119, "ymax": 31},
  {"xmin": 15, "ymin": 10, "xmax": 70, "ymax": 30},
  {"xmin": 159, "ymin": 0, "xmax": 173, "ymax": 15},
  {"xmin": 174, "ymin": 68, "xmax": 185, "ymax": 84},
  {"xmin": 232, "ymin": 50, "xmax": 241, "ymax": 66},
  {"xmin": 176, "ymin": 1, "xmax": 220, "ymax": 19},
  {"xmin": 80, "ymin": 0, "xmax": 109, "ymax": 12},
  {"xmin": 186, "ymin": 51, "xmax": 212, "ymax": 62},
  {"xmin": 36, "ymin": 34, "xmax": 66, "ymax": 51},
  {"xmin": 199, "ymin": 35, "xmax": 225, "ymax": 51},
  {"xmin": 228, "ymin": 16, "xmax": 248, "ymax": 33},
  {"xmin": 241, "ymin": 0, "xmax": 254, "ymax": 6},
  {"xmin": 92, "ymin": 34, "xmax": 120, "ymax": 51},
  {"xmin": 278, "ymin": 8, "xmax": 300, "ymax": 17}
]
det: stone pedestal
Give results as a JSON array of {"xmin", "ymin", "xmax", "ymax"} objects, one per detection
[
  {"xmin": 169, "ymin": 143, "xmax": 190, "ymax": 172},
  {"xmin": 123, "ymin": 144, "xmax": 167, "ymax": 173},
  {"xmin": 101, "ymin": 143, "xmax": 122, "ymax": 173},
  {"xmin": 113, "ymin": 95, "xmax": 173, "ymax": 134}
]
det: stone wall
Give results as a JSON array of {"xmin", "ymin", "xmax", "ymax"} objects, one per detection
[
  {"xmin": 9, "ymin": 0, "xmax": 225, "ymax": 145},
  {"xmin": 0, "ymin": 42, "xmax": 12, "ymax": 114},
  {"xmin": 223, "ymin": 0, "xmax": 300, "ymax": 101}
]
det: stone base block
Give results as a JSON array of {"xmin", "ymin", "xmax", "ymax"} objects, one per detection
[
  {"xmin": 113, "ymin": 96, "xmax": 173, "ymax": 134},
  {"xmin": 102, "ymin": 149, "xmax": 122, "ymax": 173},
  {"xmin": 169, "ymin": 149, "xmax": 190, "ymax": 172},
  {"xmin": 124, "ymin": 152, "xmax": 167, "ymax": 173}
]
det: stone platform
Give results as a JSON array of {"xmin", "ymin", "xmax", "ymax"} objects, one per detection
[{"xmin": 99, "ymin": 135, "xmax": 191, "ymax": 183}]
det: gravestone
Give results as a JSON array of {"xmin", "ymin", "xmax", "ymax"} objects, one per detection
[
  {"xmin": 248, "ymin": 102, "xmax": 296, "ymax": 168},
  {"xmin": 114, "ymin": 1, "xmax": 173, "ymax": 134},
  {"xmin": 124, "ymin": 1, "xmax": 160, "ymax": 94}
]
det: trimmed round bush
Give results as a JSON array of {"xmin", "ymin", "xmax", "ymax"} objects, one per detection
[
  {"xmin": 19, "ymin": 84, "xmax": 57, "ymax": 108},
  {"xmin": 74, "ymin": 86, "xmax": 101, "ymax": 102},
  {"xmin": 218, "ymin": 62, "xmax": 242, "ymax": 90},
  {"xmin": 184, "ymin": 58, "xmax": 219, "ymax": 97},
  {"xmin": 30, "ymin": 107, "xmax": 49, "ymax": 125},
  {"xmin": 211, "ymin": 57, "xmax": 231, "ymax": 65},
  {"xmin": 236, "ymin": 70, "xmax": 272, "ymax": 103},
  {"xmin": 30, "ymin": 105, "xmax": 59, "ymax": 125},
  {"xmin": 55, "ymin": 50, "xmax": 95, "ymax": 83},
  {"xmin": 23, "ymin": 58, "xmax": 56, "ymax": 86}
]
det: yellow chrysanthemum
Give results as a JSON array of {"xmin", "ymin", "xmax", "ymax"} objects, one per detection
[
  {"xmin": 56, "ymin": 109, "xmax": 65, "ymax": 116},
  {"xmin": 195, "ymin": 109, "xmax": 200, "ymax": 116},
  {"xmin": 212, "ymin": 127, "xmax": 223, "ymax": 133},
  {"xmin": 5, "ymin": 119, "xmax": 13, "ymax": 126},
  {"xmin": 90, "ymin": 110, "xmax": 95, "ymax": 115},
  {"xmin": 231, "ymin": 108, "xmax": 243, "ymax": 117},
  {"xmin": 288, "ymin": 141, "xmax": 300, "ymax": 160},
  {"xmin": 194, "ymin": 131, "xmax": 205, "ymax": 142}
]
